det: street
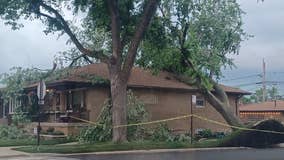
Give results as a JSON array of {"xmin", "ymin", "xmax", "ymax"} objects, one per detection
[
  {"xmin": 67, "ymin": 148, "xmax": 284, "ymax": 160},
  {"xmin": 3, "ymin": 148, "xmax": 284, "ymax": 160}
]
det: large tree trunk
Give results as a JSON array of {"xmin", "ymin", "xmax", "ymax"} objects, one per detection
[
  {"xmin": 202, "ymin": 83, "xmax": 242, "ymax": 128},
  {"xmin": 175, "ymin": 74, "xmax": 242, "ymax": 128},
  {"xmin": 106, "ymin": 0, "xmax": 159, "ymax": 143},
  {"xmin": 109, "ymin": 66, "xmax": 128, "ymax": 142}
]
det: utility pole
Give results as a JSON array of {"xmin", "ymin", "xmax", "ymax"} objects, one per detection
[{"xmin": 262, "ymin": 58, "xmax": 266, "ymax": 102}]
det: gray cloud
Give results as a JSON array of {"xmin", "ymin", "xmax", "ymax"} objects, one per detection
[
  {"xmin": 233, "ymin": 0, "xmax": 284, "ymax": 70},
  {"xmin": 0, "ymin": 1, "xmax": 283, "ymax": 92},
  {"xmin": 0, "ymin": 20, "xmax": 69, "ymax": 74}
]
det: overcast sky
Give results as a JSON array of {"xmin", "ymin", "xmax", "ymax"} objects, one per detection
[
  {"xmin": 0, "ymin": 1, "xmax": 283, "ymax": 92},
  {"xmin": 221, "ymin": 0, "xmax": 284, "ymax": 93}
]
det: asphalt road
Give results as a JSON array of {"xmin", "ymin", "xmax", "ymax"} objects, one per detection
[
  {"xmin": 3, "ymin": 148, "xmax": 284, "ymax": 160},
  {"xmin": 67, "ymin": 148, "xmax": 284, "ymax": 160}
]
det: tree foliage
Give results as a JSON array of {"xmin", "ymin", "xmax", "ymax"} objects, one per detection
[
  {"xmin": 242, "ymin": 86, "xmax": 282, "ymax": 104},
  {"xmin": 138, "ymin": 0, "xmax": 247, "ymax": 86},
  {"xmin": 0, "ymin": 67, "xmax": 42, "ymax": 102},
  {"xmin": 0, "ymin": 0, "xmax": 161, "ymax": 142},
  {"xmin": 78, "ymin": 90, "xmax": 149, "ymax": 143},
  {"xmin": 0, "ymin": 0, "xmax": 247, "ymax": 139},
  {"xmin": 137, "ymin": 0, "xmax": 247, "ymax": 127}
]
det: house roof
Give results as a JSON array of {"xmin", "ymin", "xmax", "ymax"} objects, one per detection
[
  {"xmin": 25, "ymin": 63, "xmax": 249, "ymax": 94},
  {"xmin": 239, "ymin": 100, "xmax": 284, "ymax": 112}
]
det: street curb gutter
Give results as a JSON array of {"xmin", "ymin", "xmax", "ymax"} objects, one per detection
[{"xmin": 33, "ymin": 147, "xmax": 250, "ymax": 157}]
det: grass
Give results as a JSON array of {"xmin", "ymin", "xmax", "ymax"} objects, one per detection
[
  {"xmin": 14, "ymin": 139, "xmax": 220, "ymax": 154},
  {"xmin": 0, "ymin": 138, "xmax": 74, "ymax": 147}
]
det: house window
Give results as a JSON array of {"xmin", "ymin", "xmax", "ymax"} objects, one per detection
[
  {"xmin": 66, "ymin": 90, "xmax": 85, "ymax": 112},
  {"xmin": 9, "ymin": 98, "xmax": 22, "ymax": 114},
  {"xmin": 55, "ymin": 93, "xmax": 60, "ymax": 106},
  {"xmin": 196, "ymin": 96, "xmax": 205, "ymax": 108}
]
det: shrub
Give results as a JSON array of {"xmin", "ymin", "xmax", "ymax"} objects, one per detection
[
  {"xmin": 195, "ymin": 129, "xmax": 213, "ymax": 139},
  {"xmin": 213, "ymin": 132, "xmax": 226, "ymax": 139},
  {"xmin": 194, "ymin": 129, "xmax": 226, "ymax": 140},
  {"xmin": 150, "ymin": 124, "xmax": 191, "ymax": 142},
  {"xmin": 151, "ymin": 124, "xmax": 172, "ymax": 142},
  {"xmin": 12, "ymin": 108, "xmax": 30, "ymax": 126},
  {"xmin": 0, "ymin": 125, "xmax": 31, "ymax": 139}
]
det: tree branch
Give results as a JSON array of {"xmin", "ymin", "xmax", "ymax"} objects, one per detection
[
  {"xmin": 69, "ymin": 54, "xmax": 94, "ymax": 67},
  {"xmin": 107, "ymin": 0, "xmax": 122, "ymax": 66},
  {"xmin": 122, "ymin": 0, "xmax": 160, "ymax": 76},
  {"xmin": 38, "ymin": 1, "xmax": 109, "ymax": 63},
  {"xmin": 181, "ymin": 22, "xmax": 189, "ymax": 47}
]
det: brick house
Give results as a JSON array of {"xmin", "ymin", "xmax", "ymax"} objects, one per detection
[
  {"xmin": 239, "ymin": 100, "xmax": 284, "ymax": 125},
  {"xmin": 0, "ymin": 63, "xmax": 249, "ymax": 135}
]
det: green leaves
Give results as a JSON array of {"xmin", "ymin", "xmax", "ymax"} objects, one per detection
[
  {"xmin": 138, "ymin": 0, "xmax": 247, "ymax": 89},
  {"xmin": 0, "ymin": 67, "xmax": 42, "ymax": 99},
  {"xmin": 78, "ymin": 90, "xmax": 149, "ymax": 143}
]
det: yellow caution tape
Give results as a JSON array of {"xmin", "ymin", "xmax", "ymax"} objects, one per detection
[
  {"xmin": 69, "ymin": 114, "xmax": 284, "ymax": 135},
  {"xmin": 113, "ymin": 114, "xmax": 192, "ymax": 128},
  {"xmin": 69, "ymin": 115, "xmax": 102, "ymax": 126},
  {"xmin": 192, "ymin": 114, "xmax": 284, "ymax": 135}
]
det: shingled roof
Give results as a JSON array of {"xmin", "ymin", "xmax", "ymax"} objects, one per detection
[
  {"xmin": 25, "ymin": 63, "xmax": 250, "ymax": 94},
  {"xmin": 240, "ymin": 100, "xmax": 284, "ymax": 112}
]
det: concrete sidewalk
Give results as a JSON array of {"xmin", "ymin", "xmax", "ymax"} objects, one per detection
[{"xmin": 0, "ymin": 147, "xmax": 30, "ymax": 158}]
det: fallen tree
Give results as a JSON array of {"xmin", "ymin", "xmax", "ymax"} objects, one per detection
[{"xmin": 219, "ymin": 119, "xmax": 284, "ymax": 148}]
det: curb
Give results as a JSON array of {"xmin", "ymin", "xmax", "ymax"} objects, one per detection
[{"xmin": 32, "ymin": 147, "xmax": 250, "ymax": 157}]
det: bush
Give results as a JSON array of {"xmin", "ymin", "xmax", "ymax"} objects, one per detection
[
  {"xmin": 195, "ymin": 129, "xmax": 213, "ymax": 139},
  {"xmin": 0, "ymin": 125, "xmax": 31, "ymax": 139},
  {"xmin": 150, "ymin": 124, "xmax": 191, "ymax": 142},
  {"xmin": 12, "ymin": 108, "xmax": 30, "ymax": 126},
  {"xmin": 213, "ymin": 132, "xmax": 226, "ymax": 139},
  {"xmin": 194, "ymin": 129, "xmax": 226, "ymax": 140},
  {"xmin": 151, "ymin": 124, "xmax": 172, "ymax": 142}
]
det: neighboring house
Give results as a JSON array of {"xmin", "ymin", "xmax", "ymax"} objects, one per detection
[
  {"xmin": 239, "ymin": 100, "xmax": 284, "ymax": 124},
  {"xmin": 0, "ymin": 63, "xmax": 249, "ymax": 135}
]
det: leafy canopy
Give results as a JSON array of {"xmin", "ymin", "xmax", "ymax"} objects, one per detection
[{"xmin": 137, "ymin": 0, "xmax": 248, "ymax": 88}]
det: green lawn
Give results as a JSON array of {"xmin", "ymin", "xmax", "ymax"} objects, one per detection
[
  {"xmin": 14, "ymin": 139, "xmax": 220, "ymax": 154},
  {"xmin": 0, "ymin": 138, "xmax": 74, "ymax": 147}
]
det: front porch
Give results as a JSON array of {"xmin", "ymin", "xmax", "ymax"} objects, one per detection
[{"xmin": 23, "ymin": 81, "xmax": 95, "ymax": 124}]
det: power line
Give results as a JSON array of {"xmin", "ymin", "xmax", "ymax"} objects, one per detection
[
  {"xmin": 267, "ymin": 72, "xmax": 284, "ymax": 75},
  {"xmin": 233, "ymin": 81, "xmax": 284, "ymax": 87},
  {"xmin": 234, "ymin": 82, "xmax": 262, "ymax": 87},
  {"xmin": 222, "ymin": 74, "xmax": 261, "ymax": 82},
  {"xmin": 256, "ymin": 81, "xmax": 284, "ymax": 85}
]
